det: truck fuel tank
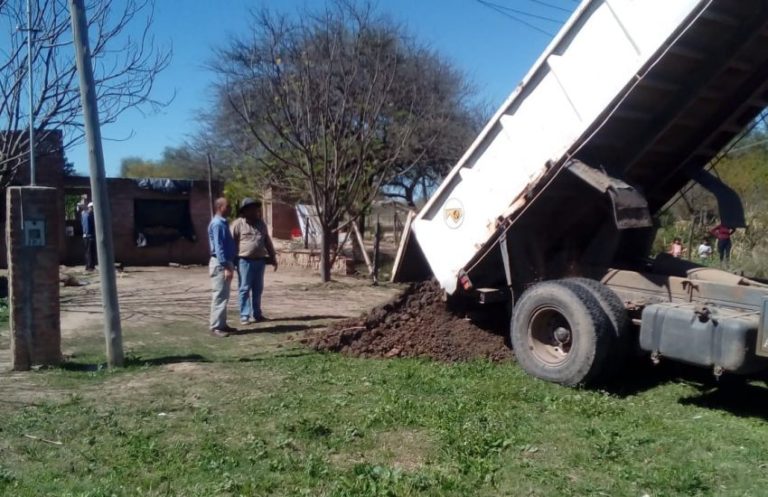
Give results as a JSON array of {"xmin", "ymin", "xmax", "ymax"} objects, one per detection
[{"xmin": 639, "ymin": 303, "xmax": 767, "ymax": 374}]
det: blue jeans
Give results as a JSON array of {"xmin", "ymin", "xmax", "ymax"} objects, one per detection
[{"xmin": 238, "ymin": 258, "xmax": 266, "ymax": 320}]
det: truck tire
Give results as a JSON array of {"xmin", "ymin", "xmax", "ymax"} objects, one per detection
[
  {"xmin": 562, "ymin": 277, "xmax": 631, "ymax": 373},
  {"xmin": 510, "ymin": 281, "xmax": 613, "ymax": 387}
]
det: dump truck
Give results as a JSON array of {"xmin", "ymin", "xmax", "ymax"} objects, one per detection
[{"xmin": 393, "ymin": 0, "xmax": 768, "ymax": 386}]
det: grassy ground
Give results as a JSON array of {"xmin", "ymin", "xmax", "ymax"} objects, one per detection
[{"xmin": 1, "ymin": 321, "xmax": 768, "ymax": 497}]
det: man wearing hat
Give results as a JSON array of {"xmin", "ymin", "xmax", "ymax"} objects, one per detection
[
  {"xmin": 231, "ymin": 198, "xmax": 278, "ymax": 324},
  {"xmin": 81, "ymin": 201, "xmax": 96, "ymax": 271}
]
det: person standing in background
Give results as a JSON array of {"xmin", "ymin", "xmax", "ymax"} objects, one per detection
[
  {"xmin": 208, "ymin": 198, "xmax": 238, "ymax": 337},
  {"xmin": 697, "ymin": 238, "xmax": 713, "ymax": 261},
  {"xmin": 81, "ymin": 202, "xmax": 96, "ymax": 271},
  {"xmin": 76, "ymin": 193, "xmax": 89, "ymax": 215},
  {"xmin": 709, "ymin": 222, "xmax": 736, "ymax": 263},
  {"xmin": 669, "ymin": 237, "xmax": 683, "ymax": 258}
]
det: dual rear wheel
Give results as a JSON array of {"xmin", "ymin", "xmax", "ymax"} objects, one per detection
[{"xmin": 510, "ymin": 279, "xmax": 629, "ymax": 387}]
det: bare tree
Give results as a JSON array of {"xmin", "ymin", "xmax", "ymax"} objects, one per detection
[
  {"xmin": 383, "ymin": 49, "xmax": 481, "ymax": 208},
  {"xmin": 212, "ymin": 3, "xmax": 422, "ymax": 281},
  {"xmin": 0, "ymin": 0, "xmax": 171, "ymax": 186}
]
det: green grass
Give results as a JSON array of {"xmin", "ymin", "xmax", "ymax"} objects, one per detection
[{"xmin": 2, "ymin": 323, "xmax": 768, "ymax": 496}]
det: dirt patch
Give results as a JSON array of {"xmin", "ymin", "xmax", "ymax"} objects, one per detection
[
  {"xmin": 302, "ymin": 281, "xmax": 512, "ymax": 362},
  {"xmin": 331, "ymin": 429, "xmax": 433, "ymax": 471},
  {"xmin": 96, "ymin": 361, "xmax": 236, "ymax": 400},
  {"xmin": 375, "ymin": 429, "xmax": 433, "ymax": 471}
]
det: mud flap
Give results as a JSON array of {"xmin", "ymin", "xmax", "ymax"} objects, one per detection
[{"xmin": 566, "ymin": 160, "xmax": 652, "ymax": 230}]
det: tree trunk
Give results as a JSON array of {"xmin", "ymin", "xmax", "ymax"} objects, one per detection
[
  {"xmin": 320, "ymin": 226, "xmax": 332, "ymax": 282},
  {"xmin": 405, "ymin": 183, "xmax": 416, "ymax": 209}
]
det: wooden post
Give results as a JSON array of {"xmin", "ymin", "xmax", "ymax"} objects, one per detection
[
  {"xmin": 353, "ymin": 221, "xmax": 374, "ymax": 274},
  {"xmin": 372, "ymin": 215, "xmax": 381, "ymax": 286}
]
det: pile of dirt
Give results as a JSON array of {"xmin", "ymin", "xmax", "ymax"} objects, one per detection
[{"xmin": 302, "ymin": 281, "xmax": 513, "ymax": 362}]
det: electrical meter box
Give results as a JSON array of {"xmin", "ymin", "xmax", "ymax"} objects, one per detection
[{"xmin": 23, "ymin": 219, "xmax": 46, "ymax": 247}]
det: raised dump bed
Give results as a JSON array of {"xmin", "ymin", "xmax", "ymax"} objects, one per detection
[{"xmin": 394, "ymin": 0, "xmax": 768, "ymax": 386}]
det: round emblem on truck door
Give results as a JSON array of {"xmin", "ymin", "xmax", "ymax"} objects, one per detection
[{"xmin": 443, "ymin": 198, "xmax": 464, "ymax": 229}]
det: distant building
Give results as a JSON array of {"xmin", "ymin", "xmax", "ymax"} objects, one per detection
[
  {"xmin": 263, "ymin": 185, "xmax": 301, "ymax": 240},
  {"xmin": 0, "ymin": 131, "xmax": 222, "ymax": 267}
]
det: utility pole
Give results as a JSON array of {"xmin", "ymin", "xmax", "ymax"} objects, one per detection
[
  {"xmin": 20, "ymin": 0, "xmax": 36, "ymax": 185},
  {"xmin": 68, "ymin": 0, "xmax": 124, "ymax": 367},
  {"xmin": 206, "ymin": 153, "xmax": 214, "ymax": 218}
]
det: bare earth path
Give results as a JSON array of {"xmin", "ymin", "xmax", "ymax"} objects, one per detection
[{"xmin": 0, "ymin": 265, "xmax": 401, "ymax": 374}]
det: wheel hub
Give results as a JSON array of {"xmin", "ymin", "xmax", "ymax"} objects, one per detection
[
  {"xmin": 553, "ymin": 326, "xmax": 571, "ymax": 345},
  {"xmin": 528, "ymin": 307, "xmax": 573, "ymax": 366}
]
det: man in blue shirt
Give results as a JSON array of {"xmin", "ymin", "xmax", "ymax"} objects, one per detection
[
  {"xmin": 81, "ymin": 202, "xmax": 96, "ymax": 271},
  {"xmin": 208, "ymin": 197, "xmax": 237, "ymax": 337}
]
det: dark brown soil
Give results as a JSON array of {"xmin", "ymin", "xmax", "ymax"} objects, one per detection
[{"xmin": 302, "ymin": 281, "xmax": 513, "ymax": 362}]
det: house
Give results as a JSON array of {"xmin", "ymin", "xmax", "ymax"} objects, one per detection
[{"xmin": 1, "ymin": 131, "xmax": 221, "ymax": 267}]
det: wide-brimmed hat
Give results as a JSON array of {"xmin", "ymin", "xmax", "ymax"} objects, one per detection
[{"xmin": 238, "ymin": 197, "xmax": 262, "ymax": 214}]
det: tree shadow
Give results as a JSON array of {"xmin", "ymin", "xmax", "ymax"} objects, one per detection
[
  {"xmin": 234, "ymin": 349, "xmax": 316, "ymax": 362},
  {"xmin": 236, "ymin": 323, "xmax": 317, "ymax": 336},
  {"xmin": 279, "ymin": 314, "xmax": 349, "ymax": 321},
  {"xmin": 125, "ymin": 353, "xmax": 210, "ymax": 367},
  {"xmin": 60, "ymin": 353, "xmax": 209, "ymax": 372}
]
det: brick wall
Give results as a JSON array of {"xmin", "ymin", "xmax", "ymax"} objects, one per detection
[
  {"xmin": 7, "ymin": 186, "xmax": 61, "ymax": 370},
  {"xmin": 62, "ymin": 178, "xmax": 220, "ymax": 266},
  {"xmin": 263, "ymin": 186, "xmax": 300, "ymax": 240}
]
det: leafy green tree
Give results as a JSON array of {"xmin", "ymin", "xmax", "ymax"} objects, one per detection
[{"xmin": 119, "ymin": 147, "xmax": 208, "ymax": 179}]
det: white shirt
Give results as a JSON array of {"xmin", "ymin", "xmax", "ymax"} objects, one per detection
[{"xmin": 698, "ymin": 244, "xmax": 712, "ymax": 258}]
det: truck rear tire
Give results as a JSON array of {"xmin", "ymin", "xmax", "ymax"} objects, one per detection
[
  {"xmin": 510, "ymin": 281, "xmax": 613, "ymax": 386},
  {"xmin": 562, "ymin": 277, "xmax": 631, "ymax": 373}
]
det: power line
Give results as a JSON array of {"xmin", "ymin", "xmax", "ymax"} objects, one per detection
[
  {"xmin": 524, "ymin": 0, "xmax": 572, "ymax": 14},
  {"xmin": 479, "ymin": 0, "xmax": 566, "ymax": 24},
  {"xmin": 475, "ymin": 0, "xmax": 557, "ymax": 37}
]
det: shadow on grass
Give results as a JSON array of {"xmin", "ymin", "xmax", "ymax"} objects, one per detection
[
  {"xmin": 282, "ymin": 314, "xmax": 349, "ymax": 321},
  {"xmin": 236, "ymin": 323, "xmax": 317, "ymax": 336},
  {"xmin": 600, "ymin": 359, "xmax": 696, "ymax": 396},
  {"xmin": 599, "ymin": 358, "xmax": 768, "ymax": 418},
  {"xmin": 235, "ymin": 349, "xmax": 316, "ymax": 362},
  {"xmin": 679, "ymin": 381, "xmax": 768, "ymax": 420},
  {"xmin": 60, "ymin": 353, "xmax": 210, "ymax": 372}
]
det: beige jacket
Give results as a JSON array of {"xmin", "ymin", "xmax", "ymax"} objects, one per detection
[{"xmin": 230, "ymin": 217, "xmax": 276, "ymax": 260}]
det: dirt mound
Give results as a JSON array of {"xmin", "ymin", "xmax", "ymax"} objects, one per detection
[{"xmin": 303, "ymin": 281, "xmax": 513, "ymax": 362}]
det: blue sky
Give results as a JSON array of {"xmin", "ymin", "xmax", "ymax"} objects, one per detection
[{"xmin": 68, "ymin": 0, "xmax": 577, "ymax": 176}]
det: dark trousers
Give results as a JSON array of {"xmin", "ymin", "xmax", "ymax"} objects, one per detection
[
  {"xmin": 717, "ymin": 238, "xmax": 732, "ymax": 262},
  {"xmin": 84, "ymin": 236, "xmax": 97, "ymax": 269}
]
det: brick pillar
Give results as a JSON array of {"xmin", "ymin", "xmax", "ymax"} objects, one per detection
[{"xmin": 7, "ymin": 186, "xmax": 61, "ymax": 370}]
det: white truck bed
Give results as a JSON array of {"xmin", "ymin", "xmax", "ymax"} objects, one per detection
[{"xmin": 411, "ymin": 0, "xmax": 707, "ymax": 294}]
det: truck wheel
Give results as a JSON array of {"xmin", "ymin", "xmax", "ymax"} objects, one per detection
[
  {"xmin": 511, "ymin": 281, "xmax": 612, "ymax": 386},
  {"xmin": 562, "ymin": 277, "xmax": 631, "ymax": 372}
]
